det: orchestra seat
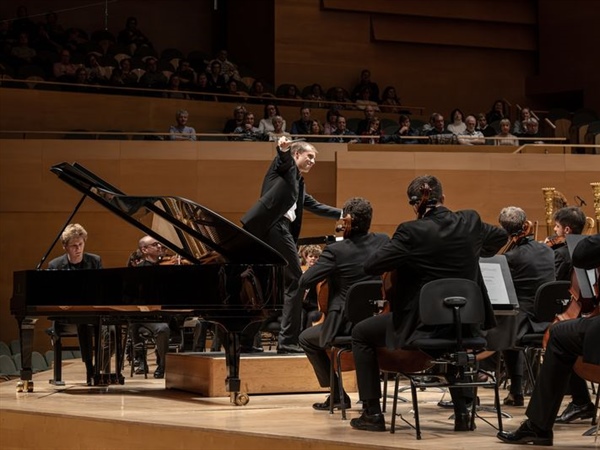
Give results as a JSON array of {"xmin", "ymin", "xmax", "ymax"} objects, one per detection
[
  {"xmin": 0, "ymin": 341, "xmax": 11, "ymax": 357},
  {"xmin": 0, "ymin": 355, "xmax": 19, "ymax": 379},
  {"xmin": 397, "ymin": 278, "xmax": 503, "ymax": 438},
  {"xmin": 327, "ymin": 280, "xmax": 383, "ymax": 420},
  {"xmin": 32, "ymin": 351, "xmax": 50, "ymax": 373},
  {"xmin": 9, "ymin": 340, "xmax": 20, "ymax": 355}
]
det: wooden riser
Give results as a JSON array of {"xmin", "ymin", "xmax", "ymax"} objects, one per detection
[{"xmin": 166, "ymin": 352, "xmax": 357, "ymax": 397}]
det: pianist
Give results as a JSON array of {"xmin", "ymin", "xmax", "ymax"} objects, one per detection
[
  {"xmin": 47, "ymin": 223, "xmax": 102, "ymax": 385},
  {"xmin": 241, "ymin": 137, "xmax": 342, "ymax": 354},
  {"xmin": 127, "ymin": 235, "xmax": 171, "ymax": 379}
]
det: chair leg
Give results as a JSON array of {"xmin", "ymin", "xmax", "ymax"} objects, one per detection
[
  {"xmin": 390, "ymin": 373, "xmax": 400, "ymax": 433},
  {"xmin": 410, "ymin": 380, "xmax": 422, "ymax": 440},
  {"xmin": 337, "ymin": 348, "xmax": 350, "ymax": 420},
  {"xmin": 494, "ymin": 376, "xmax": 504, "ymax": 432},
  {"xmin": 329, "ymin": 347, "xmax": 336, "ymax": 415},
  {"xmin": 382, "ymin": 371, "xmax": 388, "ymax": 413}
]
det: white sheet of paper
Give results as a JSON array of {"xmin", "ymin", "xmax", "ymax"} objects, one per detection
[{"xmin": 480, "ymin": 262, "xmax": 510, "ymax": 305}]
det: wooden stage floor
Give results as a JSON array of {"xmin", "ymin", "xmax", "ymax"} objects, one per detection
[{"xmin": 0, "ymin": 355, "xmax": 596, "ymax": 450}]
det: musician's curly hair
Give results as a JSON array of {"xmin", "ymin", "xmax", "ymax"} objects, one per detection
[
  {"xmin": 407, "ymin": 175, "xmax": 443, "ymax": 207},
  {"xmin": 61, "ymin": 223, "xmax": 87, "ymax": 246},
  {"xmin": 343, "ymin": 197, "xmax": 372, "ymax": 234}
]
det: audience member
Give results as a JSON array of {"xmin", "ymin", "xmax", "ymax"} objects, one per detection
[
  {"xmin": 351, "ymin": 69, "xmax": 380, "ymax": 102},
  {"xmin": 426, "ymin": 113, "xmax": 447, "ymax": 136},
  {"xmin": 329, "ymin": 87, "xmax": 353, "ymax": 111},
  {"xmin": 222, "ymin": 78, "xmax": 243, "ymax": 102},
  {"xmin": 53, "ymin": 48, "xmax": 80, "ymax": 81},
  {"xmin": 258, "ymin": 103, "xmax": 286, "ymax": 134},
  {"xmin": 494, "ymin": 118, "xmax": 519, "ymax": 146},
  {"xmin": 163, "ymin": 74, "xmax": 190, "ymax": 99},
  {"xmin": 458, "ymin": 115, "xmax": 485, "ymax": 145},
  {"xmin": 173, "ymin": 58, "xmax": 197, "ymax": 89},
  {"xmin": 349, "ymin": 175, "xmax": 507, "ymax": 432},
  {"xmin": 379, "ymin": 86, "xmax": 402, "ymax": 114},
  {"xmin": 518, "ymin": 118, "xmax": 544, "ymax": 145},
  {"xmin": 360, "ymin": 117, "xmax": 383, "ymax": 144},
  {"xmin": 290, "ymin": 107, "xmax": 313, "ymax": 135},
  {"xmin": 138, "ymin": 56, "xmax": 167, "ymax": 91},
  {"xmin": 299, "ymin": 197, "xmax": 388, "ymax": 411},
  {"xmin": 386, "ymin": 114, "xmax": 418, "ymax": 144},
  {"xmin": 267, "ymin": 115, "xmax": 291, "ymax": 141},
  {"xmin": 307, "ymin": 119, "xmax": 326, "ymax": 142},
  {"xmin": 298, "ymin": 244, "xmax": 323, "ymax": 330},
  {"xmin": 209, "ymin": 49, "xmax": 240, "ymax": 81},
  {"xmin": 117, "ymin": 16, "xmax": 152, "ymax": 55},
  {"xmin": 223, "ymin": 105, "xmax": 247, "ymax": 134},
  {"xmin": 233, "ymin": 111, "xmax": 261, "ymax": 141},
  {"xmin": 280, "ymin": 83, "xmax": 302, "ymax": 107},
  {"xmin": 207, "ymin": 60, "xmax": 228, "ymax": 94},
  {"xmin": 355, "ymin": 86, "xmax": 380, "ymax": 112},
  {"xmin": 248, "ymin": 79, "xmax": 275, "ymax": 104},
  {"xmin": 11, "ymin": 31, "xmax": 37, "ymax": 65},
  {"xmin": 85, "ymin": 53, "xmax": 111, "ymax": 85},
  {"xmin": 109, "ymin": 57, "xmax": 138, "ymax": 87},
  {"xmin": 304, "ymin": 83, "xmax": 326, "ymax": 109},
  {"xmin": 323, "ymin": 109, "xmax": 339, "ymax": 135},
  {"xmin": 476, "ymin": 113, "xmax": 497, "ymax": 143},
  {"xmin": 356, "ymin": 105, "xmax": 377, "ymax": 135},
  {"xmin": 169, "ymin": 109, "xmax": 196, "ymax": 141},
  {"xmin": 329, "ymin": 116, "xmax": 358, "ymax": 143},
  {"xmin": 194, "ymin": 71, "xmax": 215, "ymax": 101},
  {"xmin": 446, "ymin": 108, "xmax": 466, "ymax": 134},
  {"xmin": 486, "ymin": 99, "xmax": 507, "ymax": 124},
  {"xmin": 512, "ymin": 107, "xmax": 532, "ymax": 135}
]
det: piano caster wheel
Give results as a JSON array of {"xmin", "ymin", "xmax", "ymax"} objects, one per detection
[
  {"xmin": 16, "ymin": 380, "xmax": 33, "ymax": 393},
  {"xmin": 118, "ymin": 375, "xmax": 125, "ymax": 385},
  {"xmin": 232, "ymin": 392, "xmax": 249, "ymax": 406}
]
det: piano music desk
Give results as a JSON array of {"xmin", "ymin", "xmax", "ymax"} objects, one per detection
[{"xmin": 166, "ymin": 352, "xmax": 357, "ymax": 397}]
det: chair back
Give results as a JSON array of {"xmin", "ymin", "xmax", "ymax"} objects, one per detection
[
  {"xmin": 418, "ymin": 278, "xmax": 483, "ymax": 326},
  {"xmin": 533, "ymin": 280, "xmax": 571, "ymax": 322},
  {"xmin": 345, "ymin": 280, "xmax": 384, "ymax": 326}
]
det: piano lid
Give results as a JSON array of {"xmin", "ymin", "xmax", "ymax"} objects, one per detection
[{"xmin": 50, "ymin": 162, "xmax": 287, "ymax": 266}]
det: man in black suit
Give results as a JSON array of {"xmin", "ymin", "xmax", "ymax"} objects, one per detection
[
  {"xmin": 349, "ymin": 175, "xmax": 507, "ymax": 432},
  {"xmin": 48, "ymin": 223, "xmax": 103, "ymax": 385},
  {"xmin": 241, "ymin": 137, "xmax": 342, "ymax": 353},
  {"xmin": 298, "ymin": 197, "xmax": 388, "ymax": 410},
  {"xmin": 498, "ymin": 234, "xmax": 600, "ymax": 446},
  {"xmin": 491, "ymin": 206, "xmax": 556, "ymax": 406}
]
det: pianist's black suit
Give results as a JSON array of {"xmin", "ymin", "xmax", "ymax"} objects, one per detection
[
  {"xmin": 241, "ymin": 146, "xmax": 341, "ymax": 347},
  {"xmin": 48, "ymin": 252, "xmax": 102, "ymax": 380},
  {"xmin": 352, "ymin": 206, "xmax": 506, "ymax": 415}
]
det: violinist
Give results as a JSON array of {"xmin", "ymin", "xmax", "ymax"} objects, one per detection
[
  {"xmin": 298, "ymin": 197, "xmax": 388, "ymax": 412},
  {"xmin": 546, "ymin": 206, "xmax": 586, "ymax": 281},
  {"xmin": 298, "ymin": 244, "xmax": 323, "ymax": 329},
  {"xmin": 544, "ymin": 207, "xmax": 594, "ymax": 422},
  {"xmin": 350, "ymin": 175, "xmax": 507, "ymax": 432},
  {"xmin": 128, "ymin": 235, "xmax": 171, "ymax": 378},
  {"xmin": 497, "ymin": 235, "xmax": 600, "ymax": 446},
  {"xmin": 485, "ymin": 207, "xmax": 555, "ymax": 407}
]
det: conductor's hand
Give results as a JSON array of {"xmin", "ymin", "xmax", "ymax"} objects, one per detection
[{"xmin": 278, "ymin": 136, "xmax": 292, "ymax": 151}]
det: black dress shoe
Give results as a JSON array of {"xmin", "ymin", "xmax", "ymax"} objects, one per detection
[
  {"xmin": 241, "ymin": 346, "xmax": 264, "ymax": 353},
  {"xmin": 277, "ymin": 344, "xmax": 305, "ymax": 354},
  {"xmin": 556, "ymin": 401, "xmax": 595, "ymax": 423},
  {"xmin": 350, "ymin": 411, "xmax": 386, "ymax": 432},
  {"xmin": 497, "ymin": 420, "xmax": 553, "ymax": 446},
  {"xmin": 153, "ymin": 367, "xmax": 165, "ymax": 379},
  {"xmin": 313, "ymin": 395, "xmax": 351, "ymax": 411},
  {"xmin": 503, "ymin": 392, "xmax": 524, "ymax": 406},
  {"xmin": 454, "ymin": 412, "xmax": 476, "ymax": 431}
]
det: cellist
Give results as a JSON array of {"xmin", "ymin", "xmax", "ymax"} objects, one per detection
[
  {"xmin": 545, "ymin": 207, "xmax": 595, "ymax": 423},
  {"xmin": 297, "ymin": 197, "xmax": 388, "ymax": 412}
]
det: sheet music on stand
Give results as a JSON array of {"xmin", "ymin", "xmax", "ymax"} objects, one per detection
[
  {"xmin": 566, "ymin": 234, "xmax": 596, "ymax": 299},
  {"xmin": 479, "ymin": 255, "xmax": 519, "ymax": 315}
]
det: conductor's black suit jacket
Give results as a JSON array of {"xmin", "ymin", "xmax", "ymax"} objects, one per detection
[
  {"xmin": 363, "ymin": 206, "xmax": 507, "ymax": 349},
  {"xmin": 240, "ymin": 146, "xmax": 341, "ymax": 242}
]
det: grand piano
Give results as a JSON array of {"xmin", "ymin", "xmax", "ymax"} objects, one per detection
[{"xmin": 10, "ymin": 162, "xmax": 286, "ymax": 404}]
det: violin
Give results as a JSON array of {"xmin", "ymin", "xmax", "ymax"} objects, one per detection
[
  {"xmin": 544, "ymin": 234, "xmax": 565, "ymax": 249},
  {"xmin": 159, "ymin": 254, "xmax": 192, "ymax": 265},
  {"xmin": 498, "ymin": 220, "xmax": 534, "ymax": 254}
]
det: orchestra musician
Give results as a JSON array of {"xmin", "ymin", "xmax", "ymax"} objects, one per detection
[
  {"xmin": 349, "ymin": 175, "xmax": 507, "ymax": 432},
  {"xmin": 298, "ymin": 197, "xmax": 388, "ymax": 411},
  {"xmin": 47, "ymin": 223, "xmax": 105, "ymax": 385},
  {"xmin": 298, "ymin": 244, "xmax": 323, "ymax": 330},
  {"xmin": 241, "ymin": 136, "xmax": 342, "ymax": 354},
  {"xmin": 545, "ymin": 207, "xmax": 595, "ymax": 423},
  {"xmin": 128, "ymin": 235, "xmax": 171, "ymax": 379},
  {"xmin": 485, "ymin": 206, "xmax": 555, "ymax": 406},
  {"xmin": 497, "ymin": 234, "xmax": 600, "ymax": 446}
]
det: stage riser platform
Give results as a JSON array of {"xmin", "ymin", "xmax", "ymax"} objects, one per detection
[{"xmin": 166, "ymin": 352, "xmax": 357, "ymax": 396}]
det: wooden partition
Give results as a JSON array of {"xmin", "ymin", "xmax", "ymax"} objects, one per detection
[{"xmin": 1, "ymin": 140, "xmax": 598, "ymax": 345}]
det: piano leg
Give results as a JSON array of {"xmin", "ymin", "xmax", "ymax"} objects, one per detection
[
  {"xmin": 49, "ymin": 333, "xmax": 65, "ymax": 386},
  {"xmin": 225, "ymin": 330, "xmax": 249, "ymax": 406},
  {"xmin": 16, "ymin": 316, "xmax": 38, "ymax": 392}
]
